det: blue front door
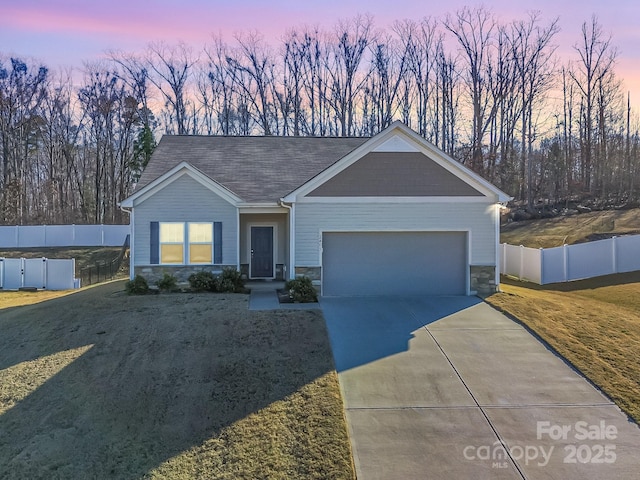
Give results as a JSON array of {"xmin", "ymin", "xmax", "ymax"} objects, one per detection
[{"xmin": 250, "ymin": 226, "xmax": 274, "ymax": 278}]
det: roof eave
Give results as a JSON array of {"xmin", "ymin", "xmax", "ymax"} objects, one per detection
[{"xmin": 120, "ymin": 161, "xmax": 243, "ymax": 208}]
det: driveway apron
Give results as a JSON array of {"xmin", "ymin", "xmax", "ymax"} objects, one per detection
[{"xmin": 321, "ymin": 297, "xmax": 640, "ymax": 480}]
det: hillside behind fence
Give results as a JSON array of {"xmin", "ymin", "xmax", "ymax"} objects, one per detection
[{"xmin": 500, "ymin": 235, "xmax": 640, "ymax": 284}]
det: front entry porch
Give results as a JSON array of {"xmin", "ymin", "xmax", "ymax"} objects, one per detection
[{"xmin": 239, "ymin": 212, "xmax": 289, "ymax": 280}]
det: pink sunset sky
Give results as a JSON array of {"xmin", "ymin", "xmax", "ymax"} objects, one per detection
[{"xmin": 1, "ymin": 0, "xmax": 640, "ymax": 105}]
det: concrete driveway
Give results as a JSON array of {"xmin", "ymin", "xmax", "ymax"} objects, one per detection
[{"xmin": 321, "ymin": 297, "xmax": 640, "ymax": 480}]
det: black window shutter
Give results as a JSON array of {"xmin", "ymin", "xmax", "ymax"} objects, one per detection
[
  {"xmin": 150, "ymin": 221, "xmax": 159, "ymax": 264},
  {"xmin": 213, "ymin": 222, "xmax": 222, "ymax": 264}
]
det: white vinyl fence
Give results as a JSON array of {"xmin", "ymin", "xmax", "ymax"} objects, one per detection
[
  {"xmin": 500, "ymin": 234, "xmax": 640, "ymax": 284},
  {"xmin": 0, "ymin": 224, "xmax": 130, "ymax": 248},
  {"xmin": 0, "ymin": 258, "xmax": 77, "ymax": 290}
]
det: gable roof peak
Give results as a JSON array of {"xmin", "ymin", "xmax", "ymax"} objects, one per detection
[{"xmin": 283, "ymin": 121, "xmax": 511, "ymax": 202}]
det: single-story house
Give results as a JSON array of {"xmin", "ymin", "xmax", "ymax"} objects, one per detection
[{"xmin": 119, "ymin": 121, "xmax": 510, "ymax": 296}]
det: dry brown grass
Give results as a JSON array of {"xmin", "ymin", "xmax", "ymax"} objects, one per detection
[
  {"xmin": 501, "ymin": 208, "xmax": 640, "ymax": 248},
  {"xmin": 0, "ymin": 281, "xmax": 354, "ymax": 479},
  {"xmin": 487, "ymin": 275, "xmax": 640, "ymax": 423},
  {"xmin": 0, "ymin": 289, "xmax": 77, "ymax": 309}
]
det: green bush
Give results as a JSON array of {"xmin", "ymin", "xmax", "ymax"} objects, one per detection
[
  {"xmin": 188, "ymin": 271, "xmax": 217, "ymax": 292},
  {"xmin": 125, "ymin": 275, "xmax": 149, "ymax": 295},
  {"xmin": 284, "ymin": 276, "xmax": 318, "ymax": 303},
  {"xmin": 156, "ymin": 273, "xmax": 178, "ymax": 292},
  {"xmin": 215, "ymin": 267, "xmax": 245, "ymax": 293}
]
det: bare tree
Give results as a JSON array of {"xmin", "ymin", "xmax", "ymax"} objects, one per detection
[
  {"xmin": 299, "ymin": 27, "xmax": 332, "ymax": 135},
  {"xmin": 570, "ymin": 16, "xmax": 617, "ymax": 191},
  {"xmin": 282, "ymin": 30, "xmax": 307, "ymax": 136},
  {"xmin": 109, "ymin": 52, "xmax": 152, "ymax": 127},
  {"xmin": 364, "ymin": 34, "xmax": 409, "ymax": 134},
  {"xmin": 0, "ymin": 57, "xmax": 48, "ymax": 223},
  {"xmin": 394, "ymin": 19, "xmax": 440, "ymax": 140},
  {"xmin": 225, "ymin": 32, "xmax": 278, "ymax": 135},
  {"xmin": 78, "ymin": 64, "xmax": 138, "ymax": 223},
  {"xmin": 4, "ymin": 13, "xmax": 640, "ymax": 225},
  {"xmin": 146, "ymin": 42, "xmax": 197, "ymax": 135},
  {"xmin": 40, "ymin": 69, "xmax": 85, "ymax": 223},
  {"xmin": 561, "ymin": 67, "xmax": 576, "ymax": 196},
  {"xmin": 511, "ymin": 13, "xmax": 559, "ymax": 207},
  {"xmin": 445, "ymin": 6, "xmax": 496, "ymax": 173},
  {"xmin": 436, "ymin": 42, "xmax": 460, "ymax": 156},
  {"xmin": 326, "ymin": 15, "xmax": 374, "ymax": 136},
  {"xmin": 204, "ymin": 36, "xmax": 247, "ymax": 135}
]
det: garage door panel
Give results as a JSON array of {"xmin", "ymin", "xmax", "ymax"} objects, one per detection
[{"xmin": 322, "ymin": 232, "xmax": 466, "ymax": 296}]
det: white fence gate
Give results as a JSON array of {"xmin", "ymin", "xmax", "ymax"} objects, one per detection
[
  {"xmin": 0, "ymin": 258, "xmax": 77, "ymax": 290},
  {"xmin": 500, "ymin": 234, "xmax": 640, "ymax": 284},
  {"xmin": 0, "ymin": 224, "xmax": 130, "ymax": 248}
]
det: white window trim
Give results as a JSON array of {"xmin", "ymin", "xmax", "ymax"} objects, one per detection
[
  {"xmin": 188, "ymin": 222, "xmax": 214, "ymax": 265},
  {"xmin": 159, "ymin": 222, "xmax": 186, "ymax": 265},
  {"xmin": 158, "ymin": 222, "xmax": 215, "ymax": 266}
]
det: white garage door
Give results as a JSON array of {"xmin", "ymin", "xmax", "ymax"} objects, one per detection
[{"xmin": 322, "ymin": 232, "xmax": 467, "ymax": 296}]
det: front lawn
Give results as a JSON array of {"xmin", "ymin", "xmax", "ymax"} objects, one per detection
[
  {"xmin": 487, "ymin": 273, "xmax": 640, "ymax": 423},
  {"xmin": 0, "ymin": 282, "xmax": 354, "ymax": 479}
]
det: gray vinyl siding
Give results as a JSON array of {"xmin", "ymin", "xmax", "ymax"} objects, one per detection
[
  {"xmin": 133, "ymin": 174, "xmax": 238, "ymax": 265},
  {"xmin": 294, "ymin": 202, "xmax": 497, "ymax": 266},
  {"xmin": 307, "ymin": 152, "xmax": 484, "ymax": 197}
]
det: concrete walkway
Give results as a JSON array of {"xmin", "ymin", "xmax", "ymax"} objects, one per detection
[{"xmin": 321, "ymin": 297, "xmax": 640, "ymax": 480}]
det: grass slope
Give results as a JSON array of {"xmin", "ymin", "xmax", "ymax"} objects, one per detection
[
  {"xmin": 487, "ymin": 273, "xmax": 640, "ymax": 423},
  {"xmin": 501, "ymin": 208, "xmax": 640, "ymax": 248},
  {"xmin": 0, "ymin": 282, "xmax": 354, "ymax": 479},
  {"xmin": 0, "ymin": 247, "xmax": 124, "ymax": 276}
]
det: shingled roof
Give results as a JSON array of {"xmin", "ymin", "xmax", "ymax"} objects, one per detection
[{"xmin": 136, "ymin": 136, "xmax": 369, "ymax": 203}]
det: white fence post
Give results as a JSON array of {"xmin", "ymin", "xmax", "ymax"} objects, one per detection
[
  {"xmin": 612, "ymin": 236, "xmax": 618, "ymax": 274},
  {"xmin": 502, "ymin": 243, "xmax": 509, "ymax": 273},
  {"xmin": 563, "ymin": 244, "xmax": 569, "ymax": 282}
]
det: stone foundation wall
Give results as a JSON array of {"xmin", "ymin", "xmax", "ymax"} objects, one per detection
[
  {"xmin": 290, "ymin": 265, "xmax": 498, "ymax": 295},
  {"xmin": 275, "ymin": 264, "xmax": 285, "ymax": 280},
  {"xmin": 240, "ymin": 264, "xmax": 249, "ymax": 279},
  {"xmin": 294, "ymin": 266, "xmax": 321, "ymax": 281},
  {"xmin": 134, "ymin": 265, "xmax": 237, "ymax": 284},
  {"xmin": 240, "ymin": 263, "xmax": 286, "ymax": 280},
  {"xmin": 470, "ymin": 265, "xmax": 497, "ymax": 295}
]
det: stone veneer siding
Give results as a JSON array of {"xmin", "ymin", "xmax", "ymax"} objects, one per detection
[
  {"xmin": 470, "ymin": 265, "xmax": 497, "ymax": 295},
  {"xmin": 240, "ymin": 263, "xmax": 286, "ymax": 280},
  {"xmin": 294, "ymin": 265, "xmax": 497, "ymax": 294},
  {"xmin": 134, "ymin": 265, "xmax": 237, "ymax": 284},
  {"xmin": 294, "ymin": 266, "xmax": 321, "ymax": 281}
]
